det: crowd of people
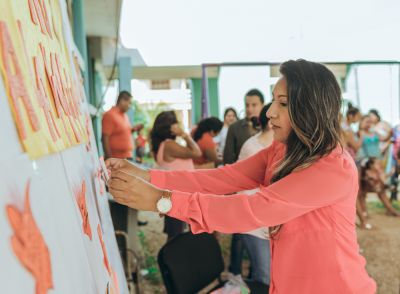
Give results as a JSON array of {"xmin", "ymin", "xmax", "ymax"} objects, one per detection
[
  {"xmin": 341, "ymin": 104, "xmax": 400, "ymax": 229},
  {"xmin": 101, "ymin": 61, "xmax": 398, "ymax": 292}
]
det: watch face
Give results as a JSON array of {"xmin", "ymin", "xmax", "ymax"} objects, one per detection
[{"xmin": 157, "ymin": 197, "xmax": 172, "ymax": 214}]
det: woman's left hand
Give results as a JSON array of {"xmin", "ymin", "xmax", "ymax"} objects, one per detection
[{"xmin": 108, "ymin": 170, "xmax": 161, "ymax": 212}]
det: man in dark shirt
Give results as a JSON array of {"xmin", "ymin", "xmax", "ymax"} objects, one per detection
[
  {"xmin": 223, "ymin": 89, "xmax": 264, "ymax": 164},
  {"xmin": 222, "ymin": 88, "xmax": 264, "ymax": 277}
]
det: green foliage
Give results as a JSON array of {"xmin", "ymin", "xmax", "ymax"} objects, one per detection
[
  {"xmin": 138, "ymin": 230, "xmax": 162, "ymax": 285},
  {"xmin": 367, "ymin": 200, "xmax": 400, "ymax": 212},
  {"xmin": 131, "ymin": 101, "xmax": 170, "ymax": 135}
]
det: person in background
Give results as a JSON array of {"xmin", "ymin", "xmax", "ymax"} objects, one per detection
[
  {"xmin": 236, "ymin": 103, "xmax": 273, "ymax": 286},
  {"xmin": 214, "ymin": 108, "xmax": 238, "ymax": 159},
  {"xmin": 150, "ymin": 111, "xmax": 202, "ymax": 241},
  {"xmin": 239, "ymin": 104, "xmax": 273, "ymax": 161},
  {"xmin": 135, "ymin": 128, "xmax": 147, "ymax": 163},
  {"xmin": 341, "ymin": 103, "xmax": 363, "ymax": 159},
  {"xmin": 102, "ymin": 91, "xmax": 143, "ymax": 160},
  {"xmin": 358, "ymin": 157, "xmax": 400, "ymax": 217},
  {"xmin": 357, "ymin": 115, "xmax": 400, "ymax": 222},
  {"xmin": 357, "ymin": 115, "xmax": 381, "ymax": 161},
  {"xmin": 223, "ymin": 89, "xmax": 264, "ymax": 165},
  {"xmin": 192, "ymin": 117, "xmax": 223, "ymax": 168},
  {"xmin": 222, "ymin": 89, "xmax": 264, "ymax": 276},
  {"xmin": 390, "ymin": 123, "xmax": 400, "ymax": 201},
  {"xmin": 368, "ymin": 109, "xmax": 393, "ymax": 166},
  {"xmin": 340, "ymin": 108, "xmax": 370, "ymax": 229},
  {"xmin": 102, "ymin": 91, "xmax": 146, "ymax": 229}
]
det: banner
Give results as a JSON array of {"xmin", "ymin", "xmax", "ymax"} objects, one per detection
[
  {"xmin": 0, "ymin": 0, "xmax": 87, "ymax": 159},
  {"xmin": 0, "ymin": 1, "xmax": 128, "ymax": 293}
]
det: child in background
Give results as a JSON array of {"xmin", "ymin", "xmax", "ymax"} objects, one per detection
[
  {"xmin": 358, "ymin": 157, "xmax": 400, "ymax": 218},
  {"xmin": 135, "ymin": 127, "xmax": 146, "ymax": 163}
]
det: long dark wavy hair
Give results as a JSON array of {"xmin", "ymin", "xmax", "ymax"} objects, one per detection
[
  {"xmin": 259, "ymin": 103, "xmax": 272, "ymax": 131},
  {"xmin": 269, "ymin": 59, "xmax": 342, "ymax": 237},
  {"xmin": 150, "ymin": 111, "xmax": 178, "ymax": 156},
  {"xmin": 192, "ymin": 117, "xmax": 223, "ymax": 142}
]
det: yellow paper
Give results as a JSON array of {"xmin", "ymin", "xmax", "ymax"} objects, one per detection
[{"xmin": 0, "ymin": 0, "xmax": 88, "ymax": 159}]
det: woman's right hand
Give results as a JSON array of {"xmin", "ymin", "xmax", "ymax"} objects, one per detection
[
  {"xmin": 105, "ymin": 158, "xmax": 150, "ymax": 182},
  {"xmin": 170, "ymin": 125, "xmax": 184, "ymax": 137}
]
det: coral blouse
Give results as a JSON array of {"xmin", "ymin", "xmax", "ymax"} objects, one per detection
[{"xmin": 150, "ymin": 141, "xmax": 376, "ymax": 293}]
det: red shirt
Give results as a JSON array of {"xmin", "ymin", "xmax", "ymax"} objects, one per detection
[
  {"xmin": 193, "ymin": 132, "xmax": 216, "ymax": 165},
  {"xmin": 102, "ymin": 107, "xmax": 133, "ymax": 158},
  {"xmin": 136, "ymin": 134, "xmax": 146, "ymax": 148}
]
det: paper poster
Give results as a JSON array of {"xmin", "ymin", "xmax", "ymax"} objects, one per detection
[
  {"xmin": 5, "ymin": 180, "xmax": 53, "ymax": 294},
  {"xmin": 96, "ymin": 193, "xmax": 127, "ymax": 294},
  {"xmin": 0, "ymin": 0, "xmax": 88, "ymax": 159},
  {"xmin": 32, "ymin": 152, "xmax": 100, "ymax": 293},
  {"xmin": 61, "ymin": 145, "xmax": 112, "ymax": 292},
  {"xmin": 0, "ymin": 154, "xmax": 98, "ymax": 293},
  {"xmin": 0, "ymin": 0, "xmax": 128, "ymax": 292},
  {"xmin": 0, "ymin": 156, "xmax": 41, "ymax": 293}
]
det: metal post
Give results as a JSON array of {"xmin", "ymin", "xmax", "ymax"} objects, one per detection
[
  {"xmin": 201, "ymin": 64, "xmax": 210, "ymax": 118},
  {"xmin": 118, "ymin": 56, "xmax": 134, "ymax": 123},
  {"xmin": 72, "ymin": 0, "xmax": 90, "ymax": 99}
]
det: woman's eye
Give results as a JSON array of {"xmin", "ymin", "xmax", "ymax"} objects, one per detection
[{"xmin": 280, "ymin": 102, "xmax": 287, "ymax": 107}]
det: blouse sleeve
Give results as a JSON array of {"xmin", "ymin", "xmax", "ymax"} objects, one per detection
[
  {"xmin": 150, "ymin": 141, "xmax": 283, "ymax": 195},
  {"xmin": 166, "ymin": 150, "xmax": 357, "ymax": 234}
]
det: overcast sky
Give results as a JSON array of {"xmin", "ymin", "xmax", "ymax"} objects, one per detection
[{"xmin": 120, "ymin": 0, "xmax": 400, "ymax": 66}]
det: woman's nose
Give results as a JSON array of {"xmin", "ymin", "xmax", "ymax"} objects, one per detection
[{"xmin": 267, "ymin": 103, "xmax": 277, "ymax": 119}]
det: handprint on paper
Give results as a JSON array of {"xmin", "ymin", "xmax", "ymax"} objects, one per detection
[
  {"xmin": 6, "ymin": 180, "xmax": 53, "ymax": 294},
  {"xmin": 111, "ymin": 268, "xmax": 120, "ymax": 294},
  {"xmin": 97, "ymin": 224, "xmax": 111, "ymax": 275},
  {"xmin": 76, "ymin": 180, "xmax": 92, "ymax": 240},
  {"xmin": 95, "ymin": 167, "xmax": 106, "ymax": 196},
  {"xmin": 85, "ymin": 114, "xmax": 92, "ymax": 151}
]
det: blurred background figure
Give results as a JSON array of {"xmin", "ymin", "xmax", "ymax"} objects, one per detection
[
  {"xmin": 150, "ymin": 111, "xmax": 202, "ymax": 241},
  {"xmin": 214, "ymin": 107, "xmax": 238, "ymax": 161},
  {"xmin": 341, "ymin": 103, "xmax": 363, "ymax": 160},
  {"xmin": 358, "ymin": 157, "xmax": 400, "ymax": 218},
  {"xmin": 223, "ymin": 89, "xmax": 264, "ymax": 165},
  {"xmin": 192, "ymin": 117, "xmax": 223, "ymax": 169},
  {"xmin": 236, "ymin": 103, "xmax": 273, "ymax": 286},
  {"xmin": 102, "ymin": 91, "xmax": 147, "ymax": 231},
  {"xmin": 368, "ymin": 109, "xmax": 393, "ymax": 172},
  {"xmin": 222, "ymin": 89, "xmax": 264, "ymax": 277},
  {"xmin": 390, "ymin": 123, "xmax": 400, "ymax": 202},
  {"xmin": 357, "ymin": 115, "xmax": 381, "ymax": 161},
  {"xmin": 135, "ymin": 127, "xmax": 147, "ymax": 163},
  {"xmin": 101, "ymin": 91, "xmax": 143, "ymax": 160}
]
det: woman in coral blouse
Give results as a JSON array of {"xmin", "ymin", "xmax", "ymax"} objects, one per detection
[{"xmin": 107, "ymin": 60, "xmax": 376, "ymax": 294}]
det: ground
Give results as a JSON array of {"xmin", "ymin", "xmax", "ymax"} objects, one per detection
[
  {"xmin": 134, "ymin": 200, "xmax": 400, "ymax": 294},
  {"xmin": 357, "ymin": 202, "xmax": 400, "ymax": 294}
]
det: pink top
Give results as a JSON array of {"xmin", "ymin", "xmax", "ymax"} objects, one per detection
[
  {"xmin": 156, "ymin": 140, "xmax": 195, "ymax": 171},
  {"xmin": 150, "ymin": 141, "xmax": 376, "ymax": 293}
]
